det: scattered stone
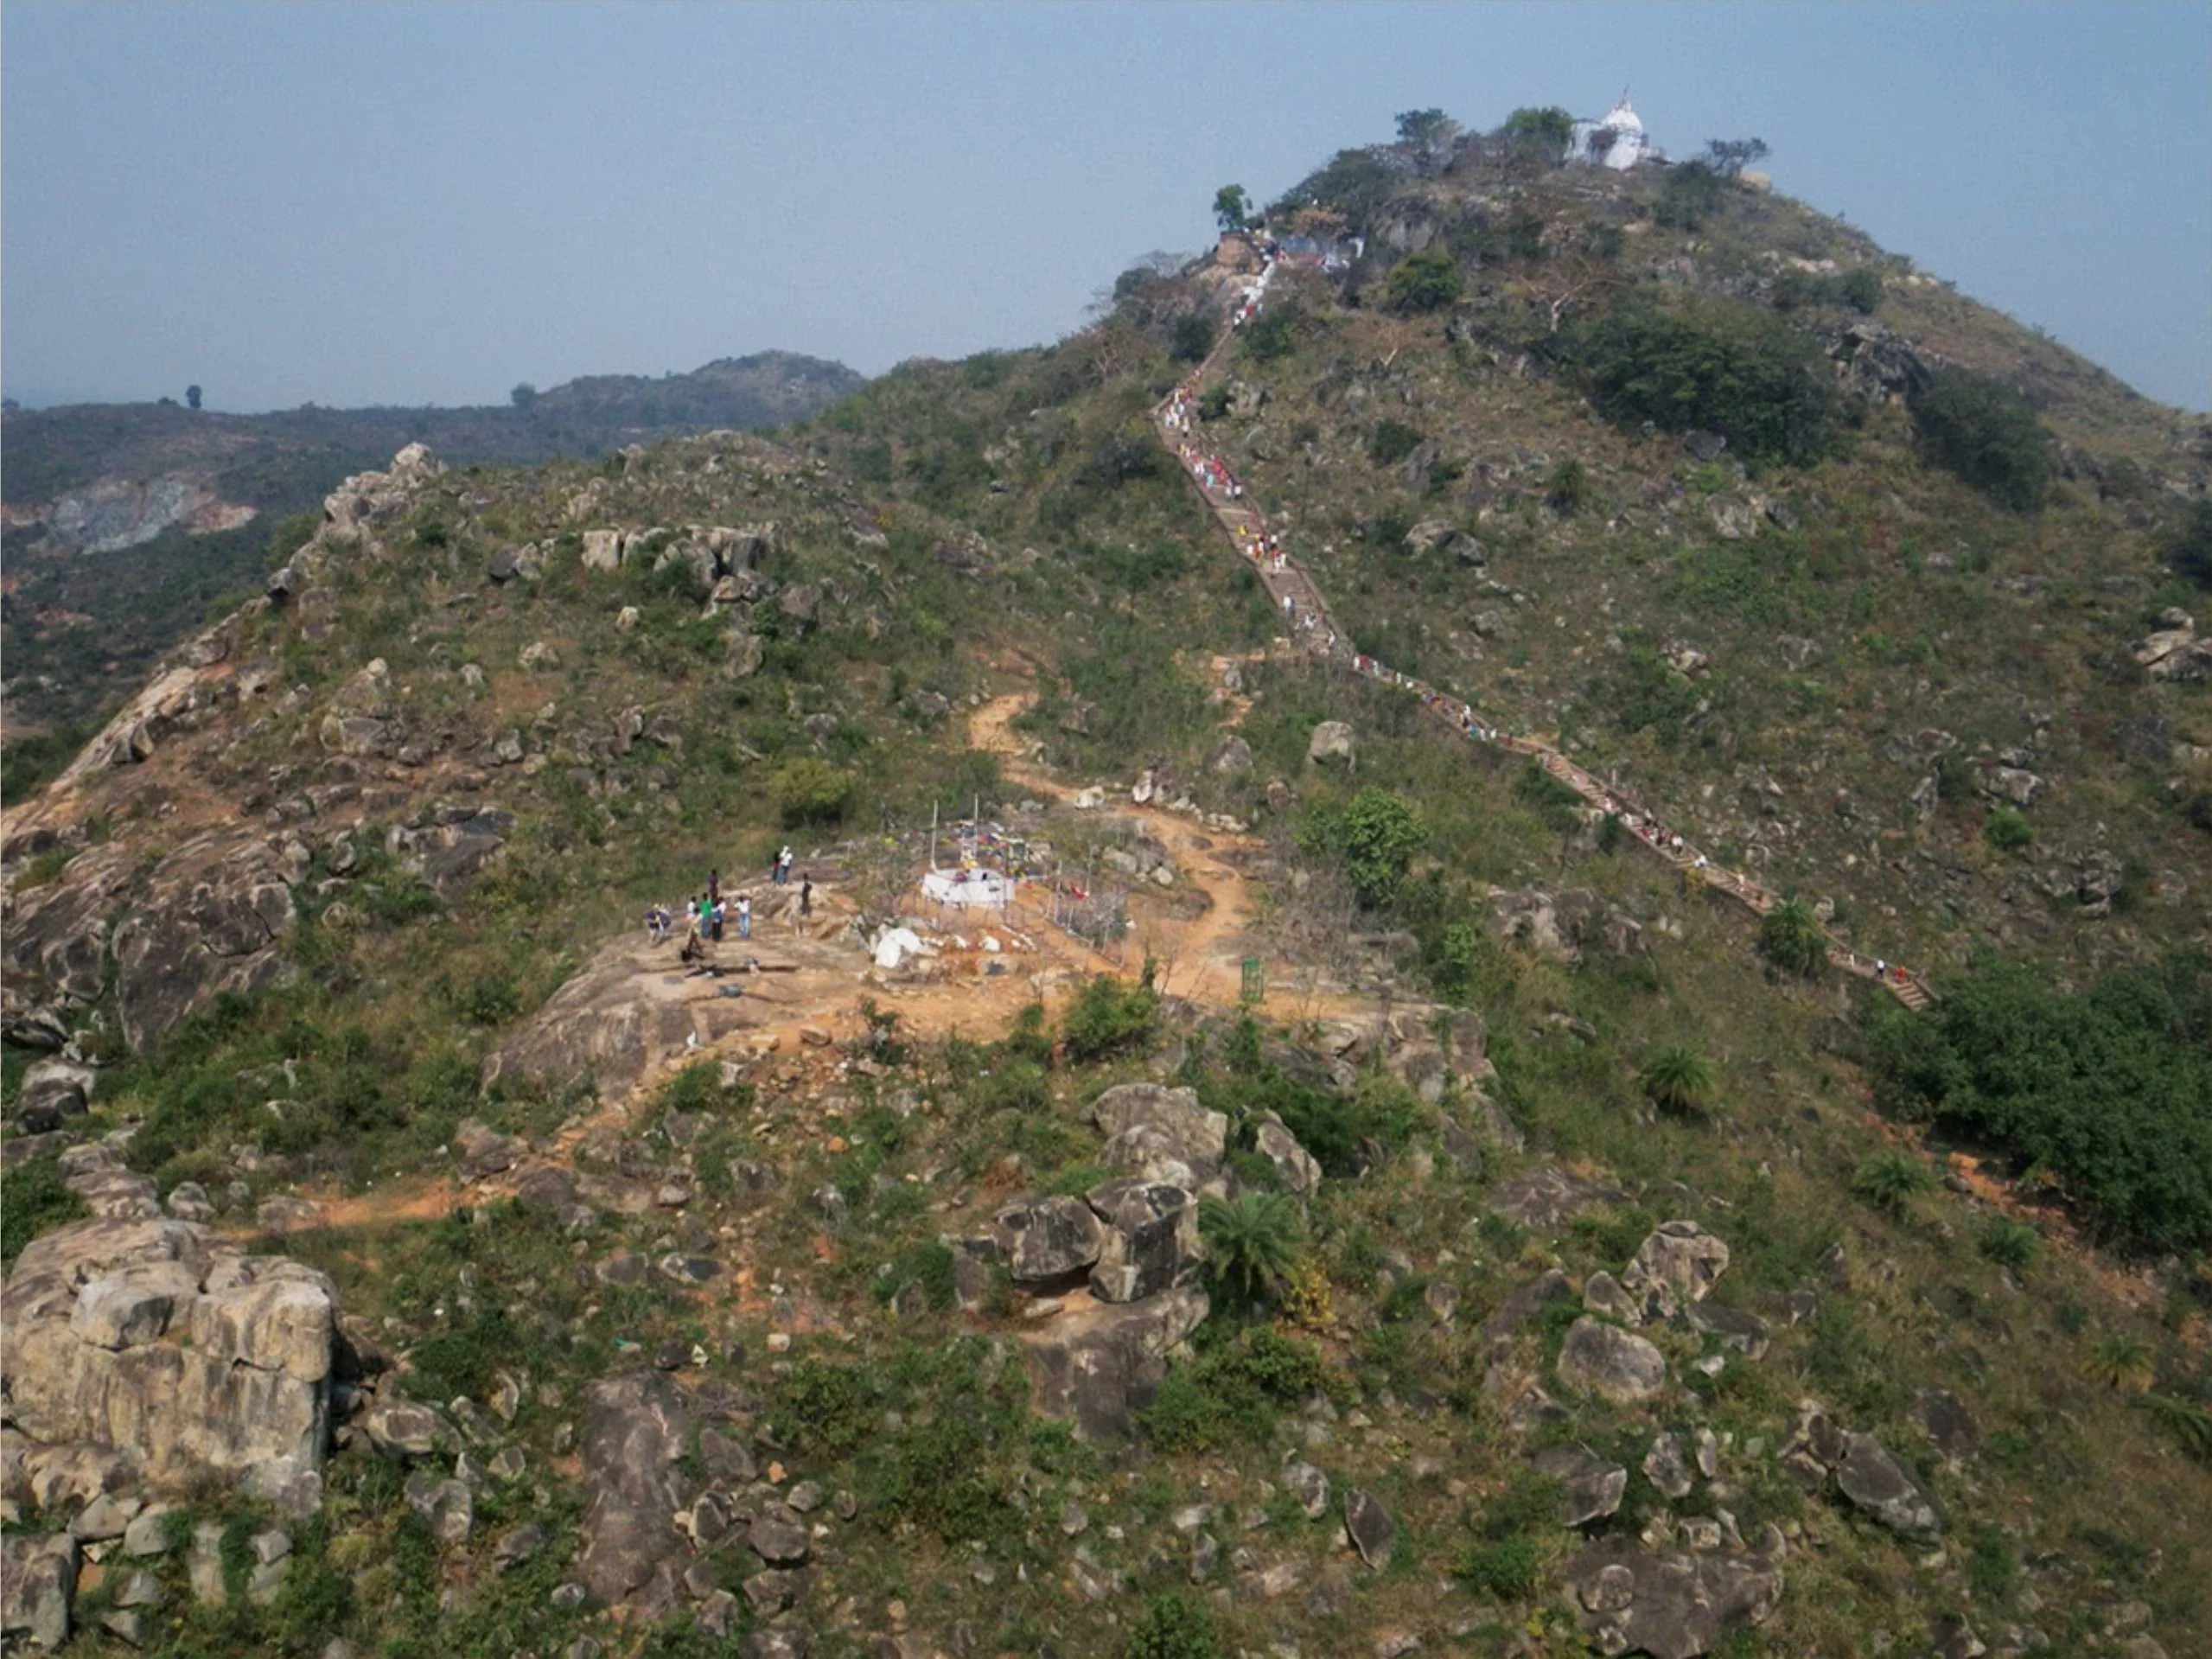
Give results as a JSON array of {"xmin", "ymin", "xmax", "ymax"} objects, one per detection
[
  {"xmin": 1482, "ymin": 1268, "xmax": 1573, "ymax": 1339},
  {"xmin": 1344, "ymin": 1489, "xmax": 1396, "ymax": 1570},
  {"xmin": 1684, "ymin": 1302, "xmax": 1770, "ymax": 1360},
  {"xmin": 1582, "ymin": 1269, "xmax": 1643, "ymax": 1325},
  {"xmin": 1487, "ymin": 1165, "xmax": 1629, "ymax": 1233},
  {"xmin": 494, "ymin": 1523, "xmax": 545, "ymax": 1573},
  {"xmin": 364, "ymin": 1401, "xmax": 445, "ymax": 1461},
  {"xmin": 404, "ymin": 1473, "xmax": 474, "ymax": 1545},
  {"xmin": 1571, "ymin": 1540, "xmax": 1785, "ymax": 1659},
  {"xmin": 992, "ymin": 1194, "xmax": 1105, "ymax": 1285},
  {"xmin": 1557, "ymin": 1318, "xmax": 1668, "ymax": 1404},
  {"xmin": 1909, "ymin": 1388, "xmax": 1979, "ymax": 1464},
  {"xmin": 1284, "ymin": 1461, "xmax": 1330, "ymax": 1519},
  {"xmin": 1643, "ymin": 1432, "xmax": 1696, "ymax": 1500},
  {"xmin": 748, "ymin": 1503, "xmax": 812, "ymax": 1566},
  {"xmin": 1532, "ymin": 1442, "xmax": 1629, "ymax": 1526},
  {"xmin": 1307, "ymin": 721, "xmax": 1356, "ymax": 768},
  {"xmin": 1621, "ymin": 1222, "xmax": 1731, "ymax": 1319},
  {"xmin": 1253, "ymin": 1113, "xmax": 1323, "ymax": 1196},
  {"xmin": 1833, "ymin": 1432, "xmax": 1943, "ymax": 1537}
]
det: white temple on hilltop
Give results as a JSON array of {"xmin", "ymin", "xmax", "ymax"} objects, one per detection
[{"xmin": 1568, "ymin": 95, "xmax": 1658, "ymax": 171}]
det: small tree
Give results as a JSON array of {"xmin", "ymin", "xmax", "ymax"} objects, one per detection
[
  {"xmin": 1213, "ymin": 184, "xmax": 1252, "ymax": 234},
  {"xmin": 510, "ymin": 382, "xmax": 538, "ymax": 409},
  {"xmin": 1758, "ymin": 896, "xmax": 1827, "ymax": 977},
  {"xmin": 1704, "ymin": 137, "xmax": 1770, "ymax": 179},
  {"xmin": 1337, "ymin": 787, "xmax": 1426, "ymax": 908},
  {"xmin": 1654, "ymin": 160, "xmax": 1728, "ymax": 230},
  {"xmin": 185, "ymin": 384, "xmax": 202, "ymax": 411},
  {"xmin": 1639, "ymin": 1045, "xmax": 1716, "ymax": 1114},
  {"xmin": 1385, "ymin": 247, "xmax": 1463, "ymax": 315},
  {"xmin": 1125, "ymin": 1592, "xmax": 1223, "ymax": 1659},
  {"xmin": 1498, "ymin": 105, "xmax": 1574, "ymax": 156},
  {"xmin": 769, "ymin": 759, "xmax": 855, "ymax": 828},
  {"xmin": 1984, "ymin": 805, "xmax": 2033, "ymax": 852},
  {"xmin": 1395, "ymin": 107, "xmax": 1463, "ymax": 173}
]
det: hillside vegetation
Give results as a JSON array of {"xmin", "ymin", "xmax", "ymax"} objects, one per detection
[{"xmin": 0, "ymin": 108, "xmax": 2207, "ymax": 1659}]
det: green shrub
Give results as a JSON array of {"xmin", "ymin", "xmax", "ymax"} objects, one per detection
[
  {"xmin": 1386, "ymin": 247, "xmax": 1463, "ymax": 314},
  {"xmin": 1545, "ymin": 457, "xmax": 1592, "ymax": 514},
  {"xmin": 1984, "ymin": 805, "xmax": 2033, "ymax": 851},
  {"xmin": 1142, "ymin": 1327, "xmax": 1329, "ymax": 1452},
  {"xmin": 1, "ymin": 1156, "xmax": 86, "ymax": 1265},
  {"xmin": 405, "ymin": 1306, "xmax": 520, "ymax": 1403},
  {"xmin": 1497, "ymin": 106, "xmax": 1573, "ymax": 155},
  {"xmin": 769, "ymin": 759, "xmax": 856, "ymax": 828},
  {"xmin": 1569, "ymin": 299, "xmax": 1841, "ymax": 467},
  {"xmin": 1852, "ymin": 1150, "xmax": 1937, "ymax": 1217},
  {"xmin": 1060, "ymin": 973, "xmax": 1160, "ymax": 1063},
  {"xmin": 1639, "ymin": 1044, "xmax": 1717, "ymax": 1114},
  {"xmin": 1967, "ymin": 1522, "xmax": 2018, "ymax": 1601},
  {"xmin": 1125, "ymin": 1594, "xmax": 1222, "ymax": 1659},
  {"xmin": 1169, "ymin": 312, "xmax": 1217, "ymax": 365},
  {"xmin": 2139, "ymin": 1392, "xmax": 2212, "ymax": 1464},
  {"xmin": 1240, "ymin": 304, "xmax": 1302, "ymax": 365},
  {"xmin": 1458, "ymin": 1534, "xmax": 1543, "ymax": 1598},
  {"xmin": 1758, "ymin": 897, "xmax": 1828, "ymax": 978},
  {"xmin": 875, "ymin": 1241, "xmax": 958, "ymax": 1313},
  {"xmin": 1199, "ymin": 1191, "xmax": 1304, "ymax": 1307},
  {"xmin": 771, "ymin": 1361, "xmax": 881, "ymax": 1459},
  {"xmin": 1909, "ymin": 367, "xmax": 2052, "ymax": 510},
  {"xmin": 1839, "ymin": 266, "xmax": 1884, "ymax": 313},
  {"xmin": 1978, "ymin": 1216, "xmax": 2039, "ymax": 1273},
  {"xmin": 1301, "ymin": 787, "xmax": 1426, "ymax": 909}
]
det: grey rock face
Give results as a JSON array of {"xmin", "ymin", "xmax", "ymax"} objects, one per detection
[
  {"xmin": 992, "ymin": 1195, "xmax": 1106, "ymax": 1285},
  {"xmin": 1571, "ymin": 1540, "xmax": 1785, "ymax": 1659},
  {"xmin": 1488, "ymin": 1166, "xmax": 1629, "ymax": 1233},
  {"xmin": 1531, "ymin": 1443, "xmax": 1629, "ymax": 1526},
  {"xmin": 1909, "ymin": 1388, "xmax": 1979, "ymax": 1463},
  {"xmin": 1643, "ymin": 1432, "xmax": 1696, "ymax": 1500},
  {"xmin": 2, "ymin": 1220, "xmax": 336, "ymax": 1510},
  {"xmin": 1253, "ymin": 1113, "xmax": 1323, "ymax": 1196},
  {"xmin": 1582, "ymin": 1270, "xmax": 1643, "ymax": 1326},
  {"xmin": 1833, "ymin": 1432, "xmax": 1943, "ymax": 1537},
  {"xmin": 576, "ymin": 1371, "xmax": 692, "ymax": 1617},
  {"xmin": 1085, "ymin": 1179, "xmax": 1201, "ymax": 1305},
  {"xmin": 1621, "ymin": 1222, "xmax": 1731, "ymax": 1319},
  {"xmin": 1684, "ymin": 1302, "xmax": 1770, "ymax": 1360},
  {"xmin": 1343, "ymin": 1489, "xmax": 1396, "ymax": 1569},
  {"xmin": 1020, "ymin": 1285, "xmax": 1208, "ymax": 1442},
  {"xmin": 1556, "ymin": 1318, "xmax": 1668, "ymax": 1405},
  {"xmin": 0, "ymin": 1534, "xmax": 78, "ymax": 1649},
  {"xmin": 1306, "ymin": 721, "xmax": 1356, "ymax": 768}
]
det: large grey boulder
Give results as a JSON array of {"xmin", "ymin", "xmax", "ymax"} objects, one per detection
[
  {"xmin": 15, "ymin": 1061, "xmax": 95, "ymax": 1134},
  {"xmin": 1343, "ymin": 1489, "xmax": 1396, "ymax": 1569},
  {"xmin": 2, "ymin": 1220, "xmax": 336, "ymax": 1514},
  {"xmin": 0, "ymin": 1534, "xmax": 78, "ymax": 1649},
  {"xmin": 992, "ymin": 1195, "xmax": 1105, "ymax": 1286},
  {"xmin": 1833, "ymin": 1432, "xmax": 1943, "ymax": 1538},
  {"xmin": 1090, "ymin": 1084, "xmax": 1227, "ymax": 1187},
  {"xmin": 1571, "ymin": 1540, "xmax": 1785, "ymax": 1659},
  {"xmin": 1622, "ymin": 1222, "xmax": 1731, "ymax": 1319},
  {"xmin": 1306, "ymin": 721, "xmax": 1356, "ymax": 768},
  {"xmin": 1085, "ymin": 1180, "xmax": 1201, "ymax": 1305},
  {"xmin": 1556, "ymin": 1318, "xmax": 1667, "ymax": 1404},
  {"xmin": 576, "ymin": 1372, "xmax": 692, "ymax": 1617},
  {"xmin": 1020, "ymin": 1285, "xmax": 1208, "ymax": 1441},
  {"xmin": 1488, "ymin": 1166, "xmax": 1629, "ymax": 1234},
  {"xmin": 1253, "ymin": 1113, "xmax": 1322, "ymax": 1196},
  {"xmin": 1531, "ymin": 1443, "xmax": 1629, "ymax": 1526}
]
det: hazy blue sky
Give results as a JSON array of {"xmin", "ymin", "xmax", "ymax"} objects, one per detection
[{"xmin": 5, "ymin": 2, "xmax": 2208, "ymax": 412}]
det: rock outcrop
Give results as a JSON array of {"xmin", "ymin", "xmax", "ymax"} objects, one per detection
[
  {"xmin": 577, "ymin": 1372, "xmax": 694, "ymax": 1617},
  {"xmin": 1, "ymin": 1218, "xmax": 338, "ymax": 1518},
  {"xmin": 1571, "ymin": 1538, "xmax": 1786, "ymax": 1659},
  {"xmin": 1020, "ymin": 1286, "xmax": 1208, "ymax": 1441}
]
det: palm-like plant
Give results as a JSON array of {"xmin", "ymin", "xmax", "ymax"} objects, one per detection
[
  {"xmin": 2139, "ymin": 1392, "xmax": 2212, "ymax": 1463},
  {"xmin": 1852, "ymin": 1150, "xmax": 1937, "ymax": 1217},
  {"xmin": 2089, "ymin": 1333, "xmax": 2156, "ymax": 1393},
  {"xmin": 1639, "ymin": 1045, "xmax": 1717, "ymax": 1115},
  {"xmin": 1758, "ymin": 896, "xmax": 1827, "ymax": 978},
  {"xmin": 1199, "ymin": 1191, "xmax": 1304, "ymax": 1308}
]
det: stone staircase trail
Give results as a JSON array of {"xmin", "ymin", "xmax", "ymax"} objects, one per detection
[{"xmin": 1151, "ymin": 269, "xmax": 1936, "ymax": 1011}]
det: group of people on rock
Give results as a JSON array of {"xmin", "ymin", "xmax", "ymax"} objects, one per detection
[{"xmin": 646, "ymin": 858, "xmax": 815, "ymax": 959}]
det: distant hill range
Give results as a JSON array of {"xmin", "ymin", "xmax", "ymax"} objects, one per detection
[{"xmin": 1, "ymin": 351, "xmax": 864, "ymax": 736}]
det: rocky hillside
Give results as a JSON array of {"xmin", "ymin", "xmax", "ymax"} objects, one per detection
[
  {"xmin": 1, "ymin": 352, "xmax": 864, "ymax": 750},
  {"xmin": 2, "ymin": 112, "xmax": 2209, "ymax": 1659}
]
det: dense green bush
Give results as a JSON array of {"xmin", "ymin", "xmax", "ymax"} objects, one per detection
[
  {"xmin": 1865, "ymin": 955, "xmax": 2212, "ymax": 1253},
  {"xmin": 2162, "ymin": 499, "xmax": 2212, "ymax": 589},
  {"xmin": 1909, "ymin": 367, "xmax": 2053, "ymax": 510},
  {"xmin": 1, "ymin": 1155, "xmax": 86, "ymax": 1265},
  {"xmin": 1125, "ymin": 1594, "xmax": 1222, "ymax": 1659},
  {"xmin": 1758, "ymin": 897, "xmax": 1828, "ymax": 977},
  {"xmin": 769, "ymin": 758, "xmax": 856, "ymax": 828},
  {"xmin": 1568, "ymin": 300, "xmax": 1841, "ymax": 466},
  {"xmin": 1142, "ymin": 1327, "xmax": 1330, "ymax": 1452},
  {"xmin": 1198, "ymin": 1190, "xmax": 1304, "ymax": 1306},
  {"xmin": 1654, "ymin": 160, "xmax": 1728, "ymax": 230},
  {"xmin": 770, "ymin": 1361, "xmax": 881, "ymax": 1459},
  {"xmin": 1496, "ymin": 105, "xmax": 1573, "ymax": 155},
  {"xmin": 1367, "ymin": 419, "xmax": 1426, "ymax": 467},
  {"xmin": 1060, "ymin": 972, "xmax": 1160, "ymax": 1063},
  {"xmin": 1385, "ymin": 247, "xmax": 1464, "ymax": 314},
  {"xmin": 1984, "ymin": 805, "xmax": 2033, "ymax": 851}
]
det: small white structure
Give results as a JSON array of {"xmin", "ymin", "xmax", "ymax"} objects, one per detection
[{"xmin": 1568, "ymin": 95, "xmax": 1655, "ymax": 172}]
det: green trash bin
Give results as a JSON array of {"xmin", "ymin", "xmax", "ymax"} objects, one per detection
[{"xmin": 1240, "ymin": 956, "xmax": 1265, "ymax": 1006}]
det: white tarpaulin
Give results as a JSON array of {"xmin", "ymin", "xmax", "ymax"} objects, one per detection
[
  {"xmin": 921, "ymin": 868, "xmax": 1013, "ymax": 909},
  {"xmin": 873, "ymin": 927, "xmax": 926, "ymax": 969}
]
